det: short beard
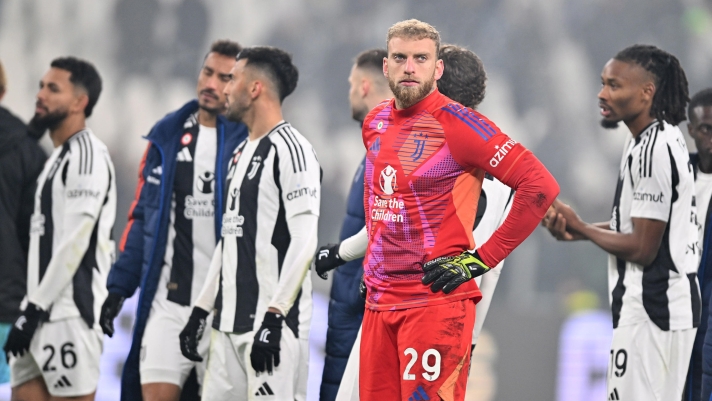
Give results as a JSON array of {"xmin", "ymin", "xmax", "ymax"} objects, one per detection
[
  {"xmin": 600, "ymin": 119, "xmax": 620, "ymax": 129},
  {"xmin": 198, "ymin": 103, "xmax": 223, "ymax": 116},
  {"xmin": 351, "ymin": 105, "xmax": 368, "ymax": 124},
  {"xmin": 389, "ymin": 75, "xmax": 435, "ymax": 109},
  {"xmin": 29, "ymin": 110, "xmax": 68, "ymax": 133},
  {"xmin": 224, "ymin": 103, "xmax": 247, "ymax": 123}
]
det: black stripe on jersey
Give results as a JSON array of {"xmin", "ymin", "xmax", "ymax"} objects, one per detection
[
  {"xmin": 78, "ymin": 133, "xmax": 86, "ymax": 175},
  {"xmin": 646, "ymin": 129, "xmax": 659, "ymax": 178},
  {"xmin": 168, "ymin": 123, "xmax": 199, "ymax": 306},
  {"xmin": 284, "ymin": 126, "xmax": 307, "ymax": 172},
  {"xmin": 610, "ymin": 174, "xmax": 626, "ymax": 328},
  {"xmin": 39, "ymin": 145, "xmax": 71, "ymax": 280},
  {"xmin": 87, "ymin": 134, "xmax": 94, "ymax": 174},
  {"xmin": 232, "ymin": 138, "xmax": 273, "ymax": 333},
  {"xmin": 639, "ymin": 135, "xmax": 647, "ymax": 178},
  {"xmin": 75, "ymin": 160, "xmax": 112, "ymax": 327},
  {"xmin": 276, "ymin": 129, "xmax": 298, "ymax": 173},
  {"xmin": 271, "ymin": 149, "xmax": 300, "ymax": 337},
  {"xmin": 688, "ymin": 273, "xmax": 701, "ymax": 327},
  {"xmin": 74, "ymin": 213, "xmax": 99, "ymax": 327},
  {"xmin": 641, "ymin": 146, "xmax": 679, "ymax": 331},
  {"xmin": 643, "ymin": 223, "xmax": 672, "ymax": 331},
  {"xmin": 224, "ymin": 141, "xmax": 248, "ymax": 214},
  {"xmin": 77, "ymin": 132, "xmax": 92, "ymax": 175},
  {"xmin": 611, "ymin": 258, "xmax": 626, "ymax": 329},
  {"xmin": 212, "ymin": 242, "xmax": 224, "ymax": 330}
]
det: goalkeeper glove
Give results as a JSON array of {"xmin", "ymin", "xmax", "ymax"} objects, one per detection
[
  {"xmin": 4, "ymin": 303, "xmax": 48, "ymax": 360},
  {"xmin": 179, "ymin": 307, "xmax": 209, "ymax": 362},
  {"xmin": 250, "ymin": 312, "xmax": 283, "ymax": 375},
  {"xmin": 99, "ymin": 292, "xmax": 125, "ymax": 337},
  {"xmin": 421, "ymin": 250, "xmax": 491, "ymax": 294},
  {"xmin": 313, "ymin": 243, "xmax": 345, "ymax": 280}
]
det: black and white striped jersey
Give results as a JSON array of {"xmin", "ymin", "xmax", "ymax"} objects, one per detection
[
  {"xmin": 213, "ymin": 121, "xmax": 320, "ymax": 335},
  {"xmin": 27, "ymin": 129, "xmax": 117, "ymax": 328},
  {"xmin": 609, "ymin": 121, "xmax": 700, "ymax": 331},
  {"xmin": 156, "ymin": 114, "xmax": 218, "ymax": 306}
]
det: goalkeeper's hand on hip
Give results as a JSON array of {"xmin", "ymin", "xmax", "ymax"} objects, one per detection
[{"xmin": 421, "ymin": 250, "xmax": 491, "ymax": 294}]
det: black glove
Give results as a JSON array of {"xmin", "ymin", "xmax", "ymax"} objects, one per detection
[
  {"xmin": 250, "ymin": 312, "xmax": 283, "ymax": 375},
  {"xmin": 99, "ymin": 292, "xmax": 125, "ymax": 337},
  {"xmin": 313, "ymin": 243, "xmax": 345, "ymax": 279},
  {"xmin": 359, "ymin": 274, "xmax": 367, "ymax": 299},
  {"xmin": 4, "ymin": 303, "xmax": 48, "ymax": 359},
  {"xmin": 179, "ymin": 307, "xmax": 209, "ymax": 362},
  {"xmin": 421, "ymin": 250, "xmax": 492, "ymax": 294}
]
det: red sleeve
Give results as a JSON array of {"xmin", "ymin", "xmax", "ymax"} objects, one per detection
[{"xmin": 439, "ymin": 105, "xmax": 559, "ymax": 267}]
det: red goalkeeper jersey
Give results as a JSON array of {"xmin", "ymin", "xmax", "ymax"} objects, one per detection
[{"xmin": 362, "ymin": 89, "xmax": 559, "ymax": 311}]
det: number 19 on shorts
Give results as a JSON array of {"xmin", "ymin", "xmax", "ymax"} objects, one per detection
[
  {"xmin": 403, "ymin": 348, "xmax": 441, "ymax": 382},
  {"xmin": 609, "ymin": 348, "xmax": 627, "ymax": 378}
]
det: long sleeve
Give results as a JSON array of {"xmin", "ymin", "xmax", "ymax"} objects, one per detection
[
  {"xmin": 107, "ymin": 144, "xmax": 151, "ymax": 297},
  {"xmin": 29, "ymin": 146, "xmax": 111, "ymax": 309},
  {"xmin": 193, "ymin": 239, "xmax": 223, "ymax": 312},
  {"xmin": 443, "ymin": 107, "xmax": 559, "ymax": 268},
  {"xmin": 268, "ymin": 212, "xmax": 318, "ymax": 315},
  {"xmin": 338, "ymin": 226, "xmax": 368, "ymax": 262}
]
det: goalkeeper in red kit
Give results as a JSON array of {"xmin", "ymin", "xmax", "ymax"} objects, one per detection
[{"xmin": 357, "ymin": 19, "xmax": 559, "ymax": 400}]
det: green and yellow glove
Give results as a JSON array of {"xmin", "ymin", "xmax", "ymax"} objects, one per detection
[{"xmin": 421, "ymin": 250, "xmax": 491, "ymax": 294}]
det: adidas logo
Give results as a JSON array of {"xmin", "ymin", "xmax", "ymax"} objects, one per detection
[
  {"xmin": 254, "ymin": 382, "xmax": 275, "ymax": 396},
  {"xmin": 177, "ymin": 147, "xmax": 193, "ymax": 162},
  {"xmin": 408, "ymin": 385, "xmax": 430, "ymax": 401},
  {"xmin": 54, "ymin": 375, "xmax": 72, "ymax": 389},
  {"xmin": 151, "ymin": 165, "xmax": 162, "ymax": 175},
  {"xmin": 608, "ymin": 387, "xmax": 620, "ymax": 400}
]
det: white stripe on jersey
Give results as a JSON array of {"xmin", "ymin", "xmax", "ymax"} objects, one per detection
[
  {"xmin": 609, "ymin": 121, "xmax": 700, "ymax": 331},
  {"xmin": 158, "ymin": 120, "xmax": 218, "ymax": 306},
  {"xmin": 216, "ymin": 121, "xmax": 319, "ymax": 335},
  {"xmin": 27, "ymin": 129, "xmax": 116, "ymax": 326}
]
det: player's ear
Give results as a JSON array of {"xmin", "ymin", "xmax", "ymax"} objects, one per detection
[
  {"xmin": 250, "ymin": 79, "xmax": 261, "ymax": 100},
  {"xmin": 383, "ymin": 56, "xmax": 389, "ymax": 79},
  {"xmin": 434, "ymin": 58, "xmax": 444, "ymax": 81},
  {"xmin": 360, "ymin": 78, "xmax": 371, "ymax": 98},
  {"xmin": 641, "ymin": 81, "xmax": 655, "ymax": 103},
  {"xmin": 71, "ymin": 92, "xmax": 89, "ymax": 115}
]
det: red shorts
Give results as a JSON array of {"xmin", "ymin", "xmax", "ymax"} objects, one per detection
[{"xmin": 359, "ymin": 299, "xmax": 476, "ymax": 401}]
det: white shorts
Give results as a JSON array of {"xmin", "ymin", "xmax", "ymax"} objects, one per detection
[
  {"xmin": 201, "ymin": 327, "xmax": 300, "ymax": 401},
  {"xmin": 140, "ymin": 297, "xmax": 212, "ymax": 387},
  {"xmin": 607, "ymin": 320, "xmax": 695, "ymax": 401},
  {"xmin": 335, "ymin": 327, "xmax": 361, "ymax": 401},
  {"xmin": 10, "ymin": 317, "xmax": 102, "ymax": 397}
]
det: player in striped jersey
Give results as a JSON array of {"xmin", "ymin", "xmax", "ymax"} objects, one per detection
[
  {"xmin": 545, "ymin": 45, "xmax": 698, "ymax": 401},
  {"xmin": 179, "ymin": 46, "xmax": 318, "ymax": 401},
  {"xmin": 3, "ymin": 57, "xmax": 115, "ymax": 401},
  {"xmin": 685, "ymin": 88, "xmax": 712, "ymax": 401},
  {"xmin": 100, "ymin": 40, "xmax": 247, "ymax": 401}
]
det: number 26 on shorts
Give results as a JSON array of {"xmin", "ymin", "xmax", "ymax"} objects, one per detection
[{"xmin": 403, "ymin": 348, "xmax": 441, "ymax": 382}]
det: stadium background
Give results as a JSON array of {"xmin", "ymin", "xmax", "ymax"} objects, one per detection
[{"xmin": 1, "ymin": 0, "xmax": 712, "ymax": 399}]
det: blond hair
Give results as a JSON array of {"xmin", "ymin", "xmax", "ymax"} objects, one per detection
[
  {"xmin": 0, "ymin": 59, "xmax": 6, "ymax": 95},
  {"xmin": 386, "ymin": 19, "xmax": 441, "ymax": 55}
]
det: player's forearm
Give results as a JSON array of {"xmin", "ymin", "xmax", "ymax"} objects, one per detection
[
  {"xmin": 339, "ymin": 226, "xmax": 368, "ymax": 262},
  {"xmin": 193, "ymin": 239, "xmax": 223, "ymax": 312},
  {"xmin": 577, "ymin": 221, "xmax": 661, "ymax": 266},
  {"xmin": 479, "ymin": 152, "xmax": 560, "ymax": 267},
  {"xmin": 29, "ymin": 214, "xmax": 96, "ymax": 310},
  {"xmin": 268, "ymin": 212, "xmax": 318, "ymax": 315}
]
